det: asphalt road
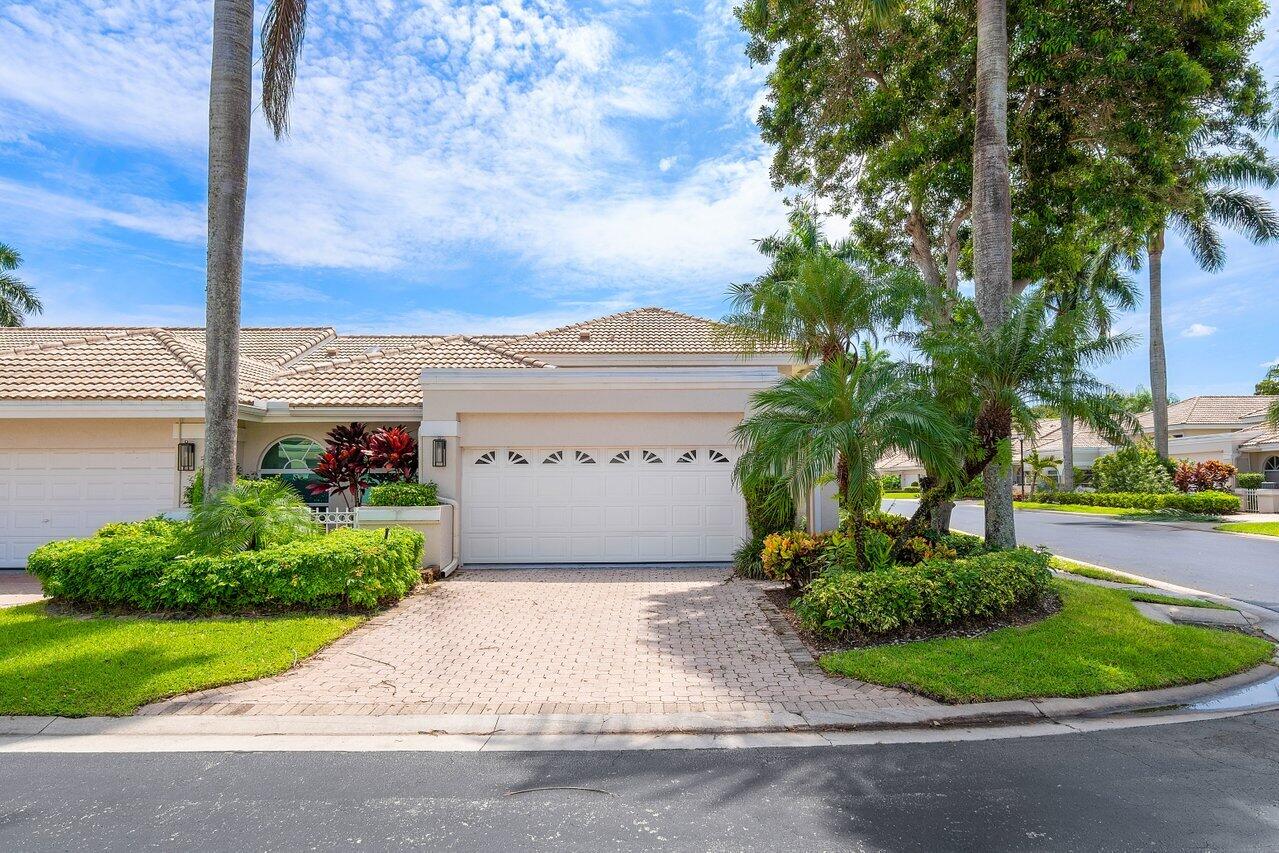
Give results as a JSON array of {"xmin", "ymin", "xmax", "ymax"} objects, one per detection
[
  {"xmin": 884, "ymin": 498, "xmax": 1279, "ymax": 611},
  {"xmin": 3, "ymin": 712, "xmax": 1279, "ymax": 851}
]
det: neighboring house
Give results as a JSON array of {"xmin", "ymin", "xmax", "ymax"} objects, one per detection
[
  {"xmin": 0, "ymin": 308, "xmax": 801, "ymax": 568},
  {"xmin": 878, "ymin": 395, "xmax": 1279, "ymax": 490}
]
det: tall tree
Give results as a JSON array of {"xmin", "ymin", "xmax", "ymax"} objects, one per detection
[
  {"xmin": 971, "ymin": 0, "xmax": 1015, "ymax": 546},
  {"xmin": 203, "ymin": 0, "xmax": 308, "ymax": 498},
  {"xmin": 1146, "ymin": 144, "xmax": 1279, "ymax": 457},
  {"xmin": 0, "ymin": 242, "xmax": 41, "ymax": 327}
]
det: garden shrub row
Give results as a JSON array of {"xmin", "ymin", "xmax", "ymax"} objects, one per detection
[
  {"xmin": 1034, "ymin": 490, "xmax": 1240, "ymax": 514},
  {"xmin": 364, "ymin": 481, "xmax": 440, "ymax": 507},
  {"xmin": 28, "ymin": 522, "xmax": 423, "ymax": 613},
  {"xmin": 793, "ymin": 548, "xmax": 1053, "ymax": 638}
]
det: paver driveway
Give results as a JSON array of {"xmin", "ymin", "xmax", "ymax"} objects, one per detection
[{"xmin": 146, "ymin": 568, "xmax": 931, "ymax": 716}]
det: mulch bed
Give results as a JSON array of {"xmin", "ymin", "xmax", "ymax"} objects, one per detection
[{"xmin": 763, "ymin": 585, "xmax": 1062, "ymax": 656}]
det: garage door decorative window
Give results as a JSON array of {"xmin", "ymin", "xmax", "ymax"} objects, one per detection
[
  {"xmin": 643, "ymin": 450, "xmax": 663, "ymax": 464},
  {"xmin": 543, "ymin": 450, "xmax": 563, "ymax": 464},
  {"xmin": 610, "ymin": 450, "xmax": 630, "ymax": 464},
  {"xmin": 575, "ymin": 451, "xmax": 596, "ymax": 464},
  {"xmin": 508, "ymin": 451, "xmax": 529, "ymax": 465},
  {"xmin": 475, "ymin": 450, "xmax": 496, "ymax": 465},
  {"xmin": 677, "ymin": 450, "xmax": 697, "ymax": 463}
]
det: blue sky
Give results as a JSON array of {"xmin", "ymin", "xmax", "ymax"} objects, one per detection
[{"xmin": 0, "ymin": 0, "xmax": 1276, "ymax": 396}]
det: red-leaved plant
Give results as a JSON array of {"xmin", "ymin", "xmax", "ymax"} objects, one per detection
[
  {"xmin": 365, "ymin": 426, "xmax": 418, "ymax": 482},
  {"xmin": 309, "ymin": 444, "xmax": 371, "ymax": 508},
  {"xmin": 1173, "ymin": 459, "xmax": 1237, "ymax": 493}
]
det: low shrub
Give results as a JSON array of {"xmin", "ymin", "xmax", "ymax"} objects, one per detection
[
  {"xmin": 1237, "ymin": 472, "xmax": 1264, "ymax": 490},
  {"xmin": 188, "ymin": 478, "xmax": 317, "ymax": 554},
  {"xmin": 760, "ymin": 530, "xmax": 827, "ymax": 590},
  {"xmin": 793, "ymin": 548, "xmax": 1053, "ymax": 638},
  {"xmin": 735, "ymin": 477, "xmax": 797, "ymax": 579},
  {"xmin": 365, "ymin": 481, "xmax": 440, "ymax": 507},
  {"xmin": 879, "ymin": 473, "xmax": 902, "ymax": 491},
  {"xmin": 1034, "ymin": 490, "xmax": 1240, "ymax": 514},
  {"xmin": 96, "ymin": 518, "xmax": 184, "ymax": 538},
  {"xmin": 1173, "ymin": 460, "xmax": 1236, "ymax": 493},
  {"xmin": 28, "ymin": 524, "xmax": 423, "ymax": 613},
  {"xmin": 1091, "ymin": 446, "xmax": 1175, "ymax": 493}
]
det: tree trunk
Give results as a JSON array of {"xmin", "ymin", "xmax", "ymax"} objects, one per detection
[
  {"xmin": 1148, "ymin": 227, "xmax": 1170, "ymax": 459},
  {"xmin": 973, "ymin": 0, "xmax": 1015, "ymax": 549},
  {"xmin": 984, "ymin": 459, "xmax": 1015, "ymax": 548},
  {"xmin": 203, "ymin": 0, "xmax": 254, "ymax": 499},
  {"xmin": 972, "ymin": 0, "xmax": 1011, "ymax": 330},
  {"xmin": 1059, "ymin": 412, "xmax": 1074, "ymax": 491}
]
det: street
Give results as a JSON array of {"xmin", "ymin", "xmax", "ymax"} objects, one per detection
[
  {"xmin": 3, "ymin": 711, "xmax": 1279, "ymax": 851},
  {"xmin": 884, "ymin": 499, "xmax": 1279, "ymax": 610}
]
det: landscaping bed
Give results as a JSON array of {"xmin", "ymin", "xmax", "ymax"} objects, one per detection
[
  {"xmin": 817, "ymin": 580, "xmax": 1272, "ymax": 703},
  {"xmin": 0, "ymin": 601, "xmax": 362, "ymax": 716}
]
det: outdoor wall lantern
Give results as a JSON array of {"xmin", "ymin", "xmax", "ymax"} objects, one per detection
[
  {"xmin": 177, "ymin": 442, "xmax": 197, "ymax": 472},
  {"xmin": 432, "ymin": 438, "xmax": 447, "ymax": 468}
]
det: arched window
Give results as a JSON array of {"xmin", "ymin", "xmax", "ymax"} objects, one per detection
[
  {"xmin": 1266, "ymin": 455, "xmax": 1279, "ymax": 484},
  {"xmin": 259, "ymin": 437, "xmax": 325, "ymax": 505}
]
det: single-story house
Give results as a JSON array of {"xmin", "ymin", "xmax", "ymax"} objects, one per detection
[
  {"xmin": 0, "ymin": 308, "xmax": 805, "ymax": 568},
  {"xmin": 879, "ymin": 395, "xmax": 1279, "ymax": 489}
]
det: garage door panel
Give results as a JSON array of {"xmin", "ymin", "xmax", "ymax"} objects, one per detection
[
  {"xmin": 604, "ymin": 506, "xmax": 638, "ymax": 529},
  {"xmin": 462, "ymin": 447, "xmax": 745, "ymax": 564}
]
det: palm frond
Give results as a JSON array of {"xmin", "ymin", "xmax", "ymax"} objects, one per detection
[
  {"xmin": 261, "ymin": 0, "xmax": 308, "ymax": 138},
  {"xmin": 1169, "ymin": 210, "xmax": 1226, "ymax": 271}
]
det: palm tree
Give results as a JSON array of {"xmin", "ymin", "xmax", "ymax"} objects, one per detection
[
  {"xmin": 723, "ymin": 204, "xmax": 914, "ymax": 366},
  {"xmin": 911, "ymin": 295, "xmax": 1137, "ymax": 546},
  {"xmin": 0, "ymin": 242, "xmax": 41, "ymax": 327},
  {"xmin": 1041, "ymin": 247, "xmax": 1138, "ymax": 490},
  {"xmin": 204, "ymin": 0, "xmax": 308, "ymax": 498},
  {"xmin": 734, "ymin": 347, "xmax": 962, "ymax": 568},
  {"xmin": 1022, "ymin": 451, "xmax": 1062, "ymax": 497},
  {"xmin": 1146, "ymin": 146, "xmax": 1279, "ymax": 457}
]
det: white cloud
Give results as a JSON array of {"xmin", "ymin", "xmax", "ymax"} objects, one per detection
[
  {"xmin": 658, "ymin": 155, "xmax": 678, "ymax": 172},
  {"xmin": 0, "ymin": 0, "xmax": 781, "ymax": 304},
  {"xmin": 1263, "ymin": 357, "xmax": 1279, "ymax": 368},
  {"xmin": 1181, "ymin": 323, "xmax": 1217, "ymax": 338}
]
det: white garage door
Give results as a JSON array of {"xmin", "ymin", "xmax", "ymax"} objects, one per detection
[
  {"xmin": 0, "ymin": 449, "xmax": 176, "ymax": 567},
  {"xmin": 462, "ymin": 446, "xmax": 746, "ymax": 564}
]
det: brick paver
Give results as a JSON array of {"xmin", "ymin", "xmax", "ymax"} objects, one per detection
[{"xmin": 145, "ymin": 568, "xmax": 933, "ymax": 716}]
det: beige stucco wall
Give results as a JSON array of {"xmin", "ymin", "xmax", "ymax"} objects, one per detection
[
  {"xmin": 459, "ymin": 412, "xmax": 742, "ymax": 448},
  {"xmin": 0, "ymin": 418, "xmax": 177, "ymax": 450}
]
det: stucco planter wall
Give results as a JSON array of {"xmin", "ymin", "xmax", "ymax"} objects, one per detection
[
  {"xmin": 355, "ymin": 504, "xmax": 454, "ymax": 572},
  {"xmin": 1237, "ymin": 489, "xmax": 1279, "ymax": 514}
]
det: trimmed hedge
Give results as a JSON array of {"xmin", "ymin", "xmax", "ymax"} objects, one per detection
[
  {"xmin": 365, "ymin": 481, "xmax": 439, "ymax": 507},
  {"xmin": 1034, "ymin": 490, "xmax": 1240, "ymax": 514},
  {"xmin": 28, "ymin": 524, "xmax": 423, "ymax": 613},
  {"xmin": 793, "ymin": 548, "xmax": 1053, "ymax": 638},
  {"xmin": 1238, "ymin": 473, "xmax": 1264, "ymax": 490}
]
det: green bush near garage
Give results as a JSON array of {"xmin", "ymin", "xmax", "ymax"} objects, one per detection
[
  {"xmin": 1033, "ymin": 490, "xmax": 1240, "ymax": 514},
  {"xmin": 364, "ymin": 481, "xmax": 440, "ymax": 507},
  {"xmin": 792, "ymin": 547, "xmax": 1053, "ymax": 638},
  {"xmin": 1237, "ymin": 472, "xmax": 1264, "ymax": 490},
  {"xmin": 28, "ymin": 522, "xmax": 423, "ymax": 613}
]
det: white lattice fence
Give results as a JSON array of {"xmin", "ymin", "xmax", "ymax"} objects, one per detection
[
  {"xmin": 312, "ymin": 508, "xmax": 357, "ymax": 531},
  {"xmin": 1241, "ymin": 490, "xmax": 1260, "ymax": 513}
]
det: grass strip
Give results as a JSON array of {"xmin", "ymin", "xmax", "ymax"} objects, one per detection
[
  {"xmin": 818, "ymin": 580, "xmax": 1272, "ymax": 703},
  {"xmin": 0, "ymin": 602, "xmax": 362, "ymax": 717}
]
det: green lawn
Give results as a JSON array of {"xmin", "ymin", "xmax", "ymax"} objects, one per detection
[
  {"xmin": 882, "ymin": 491, "xmax": 920, "ymax": 499},
  {"xmin": 818, "ymin": 580, "xmax": 1271, "ymax": 703},
  {"xmin": 1014, "ymin": 501, "xmax": 1146, "ymax": 516},
  {"xmin": 0, "ymin": 603, "xmax": 363, "ymax": 717},
  {"xmin": 1216, "ymin": 521, "xmax": 1279, "ymax": 537},
  {"xmin": 1050, "ymin": 556, "xmax": 1143, "ymax": 585},
  {"xmin": 1127, "ymin": 591, "xmax": 1233, "ymax": 611}
]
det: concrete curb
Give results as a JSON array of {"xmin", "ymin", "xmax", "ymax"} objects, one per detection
[{"xmin": 2, "ymin": 664, "xmax": 1275, "ymax": 747}]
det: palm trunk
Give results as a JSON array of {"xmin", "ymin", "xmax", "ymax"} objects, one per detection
[
  {"xmin": 203, "ymin": 0, "xmax": 254, "ymax": 498},
  {"xmin": 1148, "ymin": 227, "xmax": 1170, "ymax": 459},
  {"xmin": 1059, "ymin": 412, "xmax": 1074, "ymax": 491},
  {"xmin": 973, "ymin": 0, "xmax": 1015, "ymax": 549}
]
